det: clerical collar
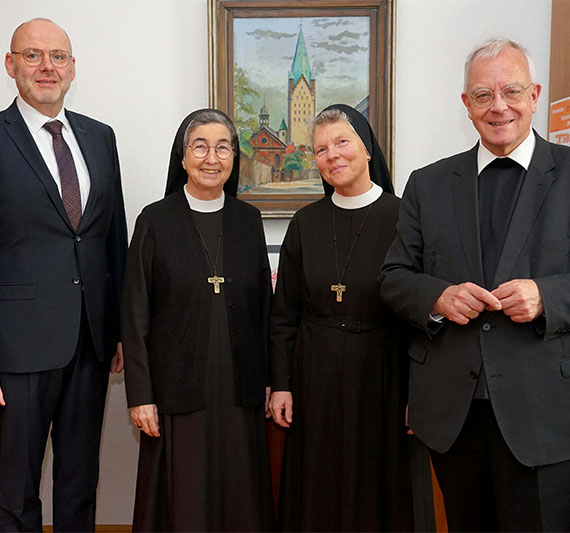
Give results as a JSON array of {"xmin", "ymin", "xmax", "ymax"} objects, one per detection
[
  {"xmin": 184, "ymin": 186, "xmax": 225, "ymax": 212},
  {"xmin": 477, "ymin": 129, "xmax": 535, "ymax": 175},
  {"xmin": 331, "ymin": 182, "xmax": 383, "ymax": 210},
  {"xmin": 16, "ymin": 95, "xmax": 71, "ymax": 135}
]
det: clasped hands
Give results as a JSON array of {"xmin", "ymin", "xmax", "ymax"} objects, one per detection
[{"xmin": 433, "ymin": 279, "xmax": 544, "ymax": 325}]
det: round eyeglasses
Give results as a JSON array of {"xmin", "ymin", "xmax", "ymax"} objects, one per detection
[
  {"xmin": 468, "ymin": 83, "xmax": 534, "ymax": 108},
  {"xmin": 187, "ymin": 142, "xmax": 234, "ymax": 160},
  {"xmin": 11, "ymin": 49, "xmax": 73, "ymax": 68}
]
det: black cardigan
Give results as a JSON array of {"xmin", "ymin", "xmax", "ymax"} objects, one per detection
[{"xmin": 122, "ymin": 190, "xmax": 272, "ymax": 414}]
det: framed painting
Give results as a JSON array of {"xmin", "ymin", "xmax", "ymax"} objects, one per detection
[{"xmin": 209, "ymin": 0, "xmax": 394, "ymax": 217}]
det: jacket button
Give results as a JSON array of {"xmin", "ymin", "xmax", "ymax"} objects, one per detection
[
  {"xmin": 469, "ymin": 370, "xmax": 478, "ymax": 380},
  {"xmin": 75, "ymin": 235, "xmax": 81, "ymax": 242},
  {"xmin": 72, "ymin": 278, "xmax": 81, "ymax": 285},
  {"xmin": 482, "ymin": 323, "xmax": 491, "ymax": 332},
  {"xmin": 226, "ymin": 278, "xmax": 232, "ymax": 283}
]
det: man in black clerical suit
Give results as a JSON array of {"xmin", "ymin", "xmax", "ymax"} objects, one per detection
[
  {"xmin": 381, "ymin": 38, "xmax": 570, "ymax": 531},
  {"xmin": 0, "ymin": 18, "xmax": 127, "ymax": 531}
]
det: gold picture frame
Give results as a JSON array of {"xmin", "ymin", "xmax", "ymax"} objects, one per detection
[{"xmin": 209, "ymin": 0, "xmax": 395, "ymax": 217}]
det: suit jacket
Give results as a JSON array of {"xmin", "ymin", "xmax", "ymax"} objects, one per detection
[
  {"xmin": 381, "ymin": 133, "xmax": 570, "ymax": 467},
  {"xmin": 122, "ymin": 191, "xmax": 272, "ymax": 414},
  {"xmin": 0, "ymin": 100, "xmax": 127, "ymax": 373}
]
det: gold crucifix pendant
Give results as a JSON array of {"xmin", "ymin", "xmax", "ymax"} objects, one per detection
[
  {"xmin": 208, "ymin": 275, "xmax": 225, "ymax": 294},
  {"xmin": 331, "ymin": 283, "xmax": 346, "ymax": 303}
]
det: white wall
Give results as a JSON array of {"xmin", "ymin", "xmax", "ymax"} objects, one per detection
[
  {"xmin": 0, "ymin": 0, "xmax": 551, "ymax": 524},
  {"xmin": 394, "ymin": 0, "xmax": 551, "ymax": 195}
]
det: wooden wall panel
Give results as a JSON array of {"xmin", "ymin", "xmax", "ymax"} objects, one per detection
[{"xmin": 549, "ymin": 0, "xmax": 570, "ymax": 111}]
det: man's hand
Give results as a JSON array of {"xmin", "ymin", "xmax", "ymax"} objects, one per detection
[
  {"xmin": 131, "ymin": 404, "xmax": 160, "ymax": 437},
  {"xmin": 0, "ymin": 385, "xmax": 5, "ymax": 406},
  {"xmin": 491, "ymin": 279, "xmax": 544, "ymax": 323},
  {"xmin": 269, "ymin": 391, "xmax": 293, "ymax": 428},
  {"xmin": 433, "ymin": 282, "xmax": 502, "ymax": 325},
  {"xmin": 110, "ymin": 342, "xmax": 124, "ymax": 374}
]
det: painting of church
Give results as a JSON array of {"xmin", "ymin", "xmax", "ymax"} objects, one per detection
[
  {"xmin": 249, "ymin": 104, "xmax": 287, "ymax": 169},
  {"xmin": 231, "ymin": 14, "xmax": 371, "ymax": 209},
  {"xmin": 287, "ymin": 26, "xmax": 316, "ymax": 148}
]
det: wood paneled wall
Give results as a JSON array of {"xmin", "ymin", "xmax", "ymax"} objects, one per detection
[{"xmin": 548, "ymin": 0, "xmax": 570, "ymax": 107}]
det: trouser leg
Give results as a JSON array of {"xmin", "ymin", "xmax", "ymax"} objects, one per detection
[
  {"xmin": 0, "ymin": 370, "xmax": 62, "ymax": 532},
  {"xmin": 535, "ymin": 458, "xmax": 570, "ymax": 531},
  {"xmin": 484, "ymin": 401, "xmax": 541, "ymax": 531},
  {"xmin": 429, "ymin": 403, "xmax": 498, "ymax": 532},
  {"xmin": 51, "ymin": 323, "xmax": 110, "ymax": 532},
  {"xmin": 430, "ymin": 400, "xmax": 542, "ymax": 532}
]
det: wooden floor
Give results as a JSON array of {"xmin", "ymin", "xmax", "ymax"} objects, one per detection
[{"xmin": 44, "ymin": 527, "xmax": 131, "ymax": 532}]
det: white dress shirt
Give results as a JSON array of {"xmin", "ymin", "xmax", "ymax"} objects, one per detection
[
  {"xmin": 477, "ymin": 129, "xmax": 536, "ymax": 174},
  {"xmin": 17, "ymin": 96, "xmax": 91, "ymax": 211}
]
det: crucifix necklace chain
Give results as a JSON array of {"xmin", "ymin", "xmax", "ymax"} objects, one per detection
[
  {"xmin": 331, "ymin": 204, "xmax": 372, "ymax": 303},
  {"xmin": 195, "ymin": 224, "xmax": 224, "ymax": 294}
]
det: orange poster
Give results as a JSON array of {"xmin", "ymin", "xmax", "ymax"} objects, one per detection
[{"xmin": 549, "ymin": 96, "xmax": 570, "ymax": 146}]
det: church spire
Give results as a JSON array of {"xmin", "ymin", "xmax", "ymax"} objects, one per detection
[{"xmin": 289, "ymin": 24, "xmax": 313, "ymax": 86}]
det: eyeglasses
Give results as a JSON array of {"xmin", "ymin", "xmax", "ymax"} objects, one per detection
[
  {"xmin": 11, "ymin": 49, "xmax": 73, "ymax": 68},
  {"xmin": 187, "ymin": 142, "xmax": 234, "ymax": 160},
  {"xmin": 468, "ymin": 83, "xmax": 534, "ymax": 108}
]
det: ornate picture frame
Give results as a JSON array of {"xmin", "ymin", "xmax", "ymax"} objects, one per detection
[{"xmin": 209, "ymin": 0, "xmax": 394, "ymax": 217}]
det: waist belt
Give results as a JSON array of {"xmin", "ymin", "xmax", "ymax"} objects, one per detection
[{"xmin": 303, "ymin": 312, "xmax": 382, "ymax": 333}]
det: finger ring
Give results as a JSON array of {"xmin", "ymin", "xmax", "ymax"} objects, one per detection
[
  {"xmin": 465, "ymin": 309, "xmax": 477, "ymax": 319},
  {"xmin": 137, "ymin": 425, "xmax": 143, "ymax": 429}
]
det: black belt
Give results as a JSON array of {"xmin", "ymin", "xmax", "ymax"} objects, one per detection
[{"xmin": 303, "ymin": 312, "xmax": 382, "ymax": 333}]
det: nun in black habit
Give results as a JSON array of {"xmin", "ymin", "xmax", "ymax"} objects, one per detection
[
  {"xmin": 122, "ymin": 109, "xmax": 274, "ymax": 531},
  {"xmin": 269, "ymin": 104, "xmax": 413, "ymax": 531}
]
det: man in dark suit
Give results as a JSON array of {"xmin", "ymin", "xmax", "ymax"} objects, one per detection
[
  {"xmin": 0, "ymin": 18, "xmax": 127, "ymax": 531},
  {"xmin": 381, "ymin": 38, "xmax": 570, "ymax": 531}
]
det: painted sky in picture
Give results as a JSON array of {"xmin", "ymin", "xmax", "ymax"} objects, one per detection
[{"xmin": 233, "ymin": 16, "xmax": 370, "ymax": 132}]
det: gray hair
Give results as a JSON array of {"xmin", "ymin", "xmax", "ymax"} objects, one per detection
[
  {"xmin": 182, "ymin": 110, "xmax": 238, "ymax": 153},
  {"xmin": 464, "ymin": 37, "xmax": 536, "ymax": 91},
  {"xmin": 308, "ymin": 108, "xmax": 351, "ymax": 145}
]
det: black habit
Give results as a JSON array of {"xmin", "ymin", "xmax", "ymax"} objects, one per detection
[
  {"xmin": 271, "ymin": 193, "xmax": 413, "ymax": 531},
  {"xmin": 122, "ymin": 190, "xmax": 274, "ymax": 531}
]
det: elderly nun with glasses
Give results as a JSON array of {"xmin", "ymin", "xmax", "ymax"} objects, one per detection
[{"xmin": 122, "ymin": 109, "xmax": 274, "ymax": 532}]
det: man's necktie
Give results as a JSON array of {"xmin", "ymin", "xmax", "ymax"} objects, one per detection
[{"xmin": 43, "ymin": 120, "xmax": 82, "ymax": 231}]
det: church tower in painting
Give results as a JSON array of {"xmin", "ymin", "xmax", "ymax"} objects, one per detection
[{"xmin": 287, "ymin": 25, "xmax": 316, "ymax": 147}]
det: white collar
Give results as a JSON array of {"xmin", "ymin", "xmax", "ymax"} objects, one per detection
[
  {"xmin": 16, "ymin": 95, "xmax": 71, "ymax": 135},
  {"xmin": 184, "ymin": 185, "xmax": 225, "ymax": 212},
  {"xmin": 477, "ymin": 129, "xmax": 535, "ymax": 174},
  {"xmin": 331, "ymin": 182, "xmax": 383, "ymax": 210}
]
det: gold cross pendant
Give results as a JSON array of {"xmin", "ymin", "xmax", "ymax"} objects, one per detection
[
  {"xmin": 331, "ymin": 283, "xmax": 346, "ymax": 303},
  {"xmin": 208, "ymin": 275, "xmax": 225, "ymax": 294}
]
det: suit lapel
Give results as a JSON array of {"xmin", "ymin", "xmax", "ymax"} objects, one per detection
[
  {"xmin": 3, "ymin": 101, "xmax": 72, "ymax": 228},
  {"xmin": 450, "ymin": 145, "xmax": 485, "ymax": 286},
  {"xmin": 492, "ymin": 134, "xmax": 556, "ymax": 287},
  {"xmin": 66, "ymin": 110, "xmax": 98, "ymax": 230}
]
